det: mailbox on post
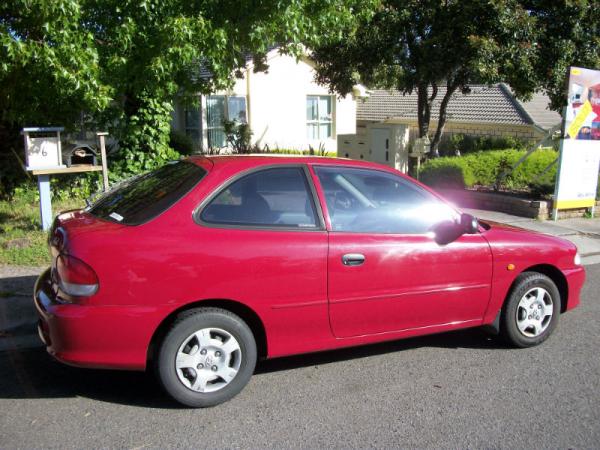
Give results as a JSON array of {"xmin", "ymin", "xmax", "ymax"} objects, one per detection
[
  {"xmin": 23, "ymin": 127, "xmax": 110, "ymax": 230},
  {"xmin": 410, "ymin": 136, "xmax": 431, "ymax": 180}
]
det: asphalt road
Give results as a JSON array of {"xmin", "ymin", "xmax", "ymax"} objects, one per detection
[{"xmin": 1, "ymin": 265, "xmax": 599, "ymax": 449}]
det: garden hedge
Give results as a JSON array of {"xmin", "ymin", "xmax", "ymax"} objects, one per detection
[{"xmin": 419, "ymin": 148, "xmax": 558, "ymax": 191}]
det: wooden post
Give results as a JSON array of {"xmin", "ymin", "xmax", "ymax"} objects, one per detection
[{"xmin": 97, "ymin": 132, "xmax": 109, "ymax": 191}]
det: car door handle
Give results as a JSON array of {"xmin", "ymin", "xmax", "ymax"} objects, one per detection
[{"xmin": 342, "ymin": 253, "xmax": 365, "ymax": 266}]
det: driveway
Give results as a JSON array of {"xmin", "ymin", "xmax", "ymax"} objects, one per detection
[{"xmin": 1, "ymin": 264, "xmax": 599, "ymax": 449}]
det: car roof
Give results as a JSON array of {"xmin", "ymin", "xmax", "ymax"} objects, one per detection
[
  {"xmin": 184, "ymin": 154, "xmax": 457, "ymax": 215},
  {"xmin": 186, "ymin": 154, "xmax": 392, "ymax": 171}
]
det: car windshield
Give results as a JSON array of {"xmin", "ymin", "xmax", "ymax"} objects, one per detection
[{"xmin": 87, "ymin": 160, "xmax": 206, "ymax": 225}]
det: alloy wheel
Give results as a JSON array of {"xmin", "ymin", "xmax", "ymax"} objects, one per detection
[
  {"xmin": 515, "ymin": 287, "xmax": 554, "ymax": 338},
  {"xmin": 175, "ymin": 327, "xmax": 242, "ymax": 393}
]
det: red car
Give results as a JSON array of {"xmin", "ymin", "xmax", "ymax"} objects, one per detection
[{"xmin": 34, "ymin": 156, "xmax": 585, "ymax": 407}]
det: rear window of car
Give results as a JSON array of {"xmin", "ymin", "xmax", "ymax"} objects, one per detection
[
  {"xmin": 199, "ymin": 167, "xmax": 320, "ymax": 229},
  {"xmin": 87, "ymin": 161, "xmax": 206, "ymax": 225}
]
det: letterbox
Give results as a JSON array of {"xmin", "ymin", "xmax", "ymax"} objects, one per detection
[{"xmin": 22, "ymin": 127, "xmax": 65, "ymax": 170}]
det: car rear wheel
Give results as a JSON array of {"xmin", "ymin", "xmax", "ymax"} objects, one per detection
[
  {"xmin": 500, "ymin": 272, "xmax": 561, "ymax": 348},
  {"xmin": 156, "ymin": 307, "xmax": 257, "ymax": 407}
]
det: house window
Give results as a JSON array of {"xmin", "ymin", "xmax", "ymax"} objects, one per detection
[
  {"xmin": 206, "ymin": 95, "xmax": 247, "ymax": 148},
  {"xmin": 184, "ymin": 106, "xmax": 201, "ymax": 143},
  {"xmin": 307, "ymin": 95, "xmax": 333, "ymax": 139}
]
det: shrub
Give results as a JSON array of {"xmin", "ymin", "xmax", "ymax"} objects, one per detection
[
  {"xmin": 223, "ymin": 119, "xmax": 255, "ymax": 153},
  {"xmin": 420, "ymin": 148, "xmax": 558, "ymax": 192},
  {"xmin": 267, "ymin": 148, "xmax": 304, "ymax": 155},
  {"xmin": 111, "ymin": 95, "xmax": 182, "ymax": 180},
  {"xmin": 442, "ymin": 133, "xmax": 527, "ymax": 155},
  {"xmin": 419, "ymin": 157, "xmax": 475, "ymax": 189},
  {"xmin": 266, "ymin": 148, "xmax": 336, "ymax": 156},
  {"xmin": 169, "ymin": 130, "xmax": 195, "ymax": 155},
  {"xmin": 529, "ymin": 180, "xmax": 555, "ymax": 198},
  {"xmin": 0, "ymin": 125, "xmax": 30, "ymax": 198},
  {"xmin": 109, "ymin": 142, "xmax": 181, "ymax": 182}
]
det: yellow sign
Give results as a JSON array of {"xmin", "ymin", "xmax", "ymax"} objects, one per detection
[
  {"xmin": 571, "ymin": 68, "xmax": 581, "ymax": 75},
  {"xmin": 555, "ymin": 198, "xmax": 596, "ymax": 209},
  {"xmin": 567, "ymin": 100, "xmax": 593, "ymax": 139}
]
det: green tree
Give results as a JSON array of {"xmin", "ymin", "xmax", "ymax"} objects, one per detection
[
  {"xmin": 526, "ymin": 1, "xmax": 600, "ymax": 111},
  {"xmin": 0, "ymin": 1, "xmax": 110, "ymax": 126},
  {"xmin": 1, "ymin": 0, "xmax": 377, "ymax": 187},
  {"xmin": 312, "ymin": 0, "xmax": 598, "ymax": 156}
]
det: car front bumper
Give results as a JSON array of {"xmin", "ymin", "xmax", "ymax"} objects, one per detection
[
  {"xmin": 563, "ymin": 265, "xmax": 586, "ymax": 311},
  {"xmin": 34, "ymin": 268, "xmax": 169, "ymax": 371}
]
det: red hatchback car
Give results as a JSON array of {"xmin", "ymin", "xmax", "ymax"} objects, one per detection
[{"xmin": 35, "ymin": 155, "xmax": 585, "ymax": 407}]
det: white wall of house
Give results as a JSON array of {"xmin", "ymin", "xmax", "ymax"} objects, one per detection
[
  {"xmin": 171, "ymin": 49, "xmax": 356, "ymax": 152},
  {"xmin": 247, "ymin": 52, "xmax": 355, "ymax": 151}
]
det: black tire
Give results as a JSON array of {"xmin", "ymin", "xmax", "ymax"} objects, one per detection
[
  {"xmin": 500, "ymin": 272, "xmax": 561, "ymax": 348},
  {"xmin": 156, "ymin": 307, "xmax": 257, "ymax": 407}
]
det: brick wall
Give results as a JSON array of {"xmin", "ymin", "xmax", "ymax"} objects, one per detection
[{"xmin": 439, "ymin": 188, "xmax": 600, "ymax": 220}]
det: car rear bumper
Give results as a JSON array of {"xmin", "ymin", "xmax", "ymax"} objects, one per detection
[
  {"xmin": 34, "ymin": 268, "xmax": 168, "ymax": 371},
  {"xmin": 563, "ymin": 265, "xmax": 586, "ymax": 311}
]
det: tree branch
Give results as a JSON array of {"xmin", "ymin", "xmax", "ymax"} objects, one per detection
[{"xmin": 430, "ymin": 77, "xmax": 461, "ymax": 156}]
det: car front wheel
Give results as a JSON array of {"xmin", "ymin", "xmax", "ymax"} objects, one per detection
[
  {"xmin": 500, "ymin": 272, "xmax": 561, "ymax": 348},
  {"xmin": 156, "ymin": 307, "xmax": 257, "ymax": 407}
]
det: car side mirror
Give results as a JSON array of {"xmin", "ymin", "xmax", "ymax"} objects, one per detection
[
  {"xmin": 433, "ymin": 220, "xmax": 463, "ymax": 245},
  {"xmin": 434, "ymin": 214, "xmax": 479, "ymax": 246},
  {"xmin": 461, "ymin": 213, "xmax": 479, "ymax": 234}
]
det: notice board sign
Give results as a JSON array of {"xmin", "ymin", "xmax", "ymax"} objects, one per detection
[
  {"xmin": 564, "ymin": 67, "xmax": 600, "ymax": 140},
  {"xmin": 554, "ymin": 67, "xmax": 600, "ymax": 216}
]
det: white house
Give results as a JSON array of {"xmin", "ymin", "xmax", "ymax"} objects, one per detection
[{"xmin": 171, "ymin": 48, "xmax": 357, "ymax": 152}]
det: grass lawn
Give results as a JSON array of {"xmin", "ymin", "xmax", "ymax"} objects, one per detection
[{"xmin": 0, "ymin": 195, "xmax": 85, "ymax": 266}]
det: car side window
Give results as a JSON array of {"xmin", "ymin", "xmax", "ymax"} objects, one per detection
[
  {"xmin": 200, "ymin": 167, "xmax": 319, "ymax": 229},
  {"xmin": 314, "ymin": 166, "xmax": 458, "ymax": 234}
]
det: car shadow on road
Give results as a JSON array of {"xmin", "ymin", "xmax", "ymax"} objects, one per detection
[
  {"xmin": 0, "ymin": 345, "xmax": 178, "ymax": 408},
  {"xmin": 0, "ymin": 326, "xmax": 510, "ymax": 409}
]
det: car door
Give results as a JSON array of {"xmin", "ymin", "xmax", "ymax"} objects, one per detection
[
  {"xmin": 193, "ymin": 165, "xmax": 330, "ymax": 356},
  {"xmin": 313, "ymin": 165, "xmax": 493, "ymax": 338}
]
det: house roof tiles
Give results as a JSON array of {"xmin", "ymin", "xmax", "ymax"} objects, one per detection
[
  {"xmin": 514, "ymin": 91, "xmax": 562, "ymax": 130},
  {"xmin": 356, "ymin": 83, "xmax": 561, "ymax": 130}
]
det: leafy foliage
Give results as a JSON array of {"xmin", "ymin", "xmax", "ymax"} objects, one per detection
[
  {"xmin": 443, "ymin": 134, "xmax": 528, "ymax": 155},
  {"xmin": 223, "ymin": 119, "xmax": 255, "ymax": 154},
  {"xmin": 419, "ymin": 160, "xmax": 476, "ymax": 189},
  {"xmin": 420, "ymin": 148, "xmax": 558, "ymax": 193},
  {"xmin": 110, "ymin": 96, "xmax": 181, "ymax": 179},
  {"xmin": 0, "ymin": 0, "xmax": 378, "ymax": 196},
  {"xmin": 308, "ymin": 142, "xmax": 328, "ymax": 156},
  {"xmin": 169, "ymin": 130, "xmax": 195, "ymax": 156},
  {"xmin": 0, "ymin": 0, "xmax": 111, "ymax": 126},
  {"xmin": 312, "ymin": 1, "xmax": 600, "ymax": 155},
  {"xmin": 527, "ymin": 1, "xmax": 600, "ymax": 111},
  {"xmin": 312, "ymin": 1, "xmax": 539, "ymax": 154}
]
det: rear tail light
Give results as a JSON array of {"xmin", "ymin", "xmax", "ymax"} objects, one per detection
[{"xmin": 56, "ymin": 254, "xmax": 99, "ymax": 297}]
